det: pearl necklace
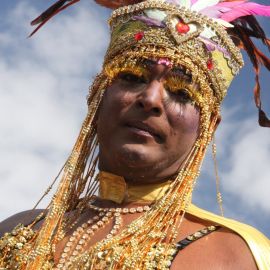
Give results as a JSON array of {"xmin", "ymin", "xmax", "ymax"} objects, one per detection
[{"xmin": 55, "ymin": 203, "xmax": 151, "ymax": 269}]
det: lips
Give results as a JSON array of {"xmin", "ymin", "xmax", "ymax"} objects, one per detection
[{"xmin": 125, "ymin": 121, "xmax": 164, "ymax": 141}]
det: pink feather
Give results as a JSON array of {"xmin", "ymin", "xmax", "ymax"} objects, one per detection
[
  {"xmin": 200, "ymin": 6, "xmax": 231, "ymax": 18},
  {"xmin": 199, "ymin": 1, "xmax": 245, "ymax": 18},
  {"xmin": 221, "ymin": 2, "xmax": 270, "ymax": 22},
  {"xmin": 200, "ymin": 1, "xmax": 245, "ymax": 18},
  {"xmin": 205, "ymin": 1, "xmax": 270, "ymax": 22}
]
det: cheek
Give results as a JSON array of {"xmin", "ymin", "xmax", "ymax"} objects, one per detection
[
  {"xmin": 167, "ymin": 104, "xmax": 200, "ymax": 136},
  {"xmin": 97, "ymin": 84, "xmax": 136, "ymax": 135},
  {"xmin": 102, "ymin": 85, "xmax": 135, "ymax": 113}
]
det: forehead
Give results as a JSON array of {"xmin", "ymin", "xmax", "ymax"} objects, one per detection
[{"xmin": 138, "ymin": 58, "xmax": 192, "ymax": 81}]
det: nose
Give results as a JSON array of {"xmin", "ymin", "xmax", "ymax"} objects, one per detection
[{"xmin": 136, "ymin": 80, "xmax": 164, "ymax": 115}]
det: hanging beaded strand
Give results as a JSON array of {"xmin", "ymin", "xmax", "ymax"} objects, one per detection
[
  {"xmin": 67, "ymin": 67, "xmax": 220, "ymax": 269},
  {"xmin": 212, "ymin": 134, "xmax": 224, "ymax": 217},
  {"xmin": 25, "ymin": 75, "xmax": 109, "ymax": 270},
  {"xmin": 55, "ymin": 204, "xmax": 151, "ymax": 269},
  {"xmin": 69, "ymin": 138, "xmax": 206, "ymax": 269}
]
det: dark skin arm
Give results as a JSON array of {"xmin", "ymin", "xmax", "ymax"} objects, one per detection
[
  {"xmin": 0, "ymin": 209, "xmax": 44, "ymax": 237},
  {"xmin": 171, "ymin": 226, "xmax": 259, "ymax": 270},
  {"xmin": 168, "ymin": 213, "xmax": 258, "ymax": 270}
]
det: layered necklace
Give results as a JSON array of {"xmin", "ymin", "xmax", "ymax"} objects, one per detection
[{"xmin": 55, "ymin": 172, "xmax": 172, "ymax": 269}]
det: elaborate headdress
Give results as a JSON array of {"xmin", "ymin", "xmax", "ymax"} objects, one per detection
[
  {"xmin": 30, "ymin": 0, "xmax": 270, "ymax": 127},
  {"xmin": 1, "ymin": 1, "xmax": 270, "ymax": 269}
]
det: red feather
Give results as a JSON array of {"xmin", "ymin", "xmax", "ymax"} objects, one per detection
[
  {"xmin": 94, "ymin": 0, "xmax": 143, "ymax": 9},
  {"xmin": 230, "ymin": 16, "xmax": 270, "ymax": 127},
  {"xmin": 29, "ymin": 0, "xmax": 80, "ymax": 37}
]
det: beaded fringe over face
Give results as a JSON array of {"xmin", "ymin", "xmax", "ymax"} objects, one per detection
[{"xmin": 1, "ymin": 0, "xmax": 270, "ymax": 269}]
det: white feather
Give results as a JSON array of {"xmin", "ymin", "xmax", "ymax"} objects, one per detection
[
  {"xmin": 179, "ymin": 0, "xmax": 191, "ymax": 8},
  {"xmin": 191, "ymin": 0, "xmax": 220, "ymax": 12},
  {"xmin": 201, "ymin": 26, "xmax": 216, "ymax": 39},
  {"xmin": 213, "ymin": 18, "xmax": 234, "ymax": 28},
  {"xmin": 144, "ymin": 9, "xmax": 167, "ymax": 22}
]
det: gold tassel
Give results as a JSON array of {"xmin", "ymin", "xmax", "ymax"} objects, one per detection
[
  {"xmin": 25, "ymin": 75, "xmax": 108, "ymax": 270},
  {"xmin": 212, "ymin": 134, "xmax": 224, "ymax": 217}
]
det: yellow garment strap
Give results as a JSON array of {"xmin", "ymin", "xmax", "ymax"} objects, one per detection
[{"xmin": 187, "ymin": 204, "xmax": 270, "ymax": 270}]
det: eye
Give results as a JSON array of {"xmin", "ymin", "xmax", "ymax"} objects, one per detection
[
  {"xmin": 176, "ymin": 89, "xmax": 192, "ymax": 102},
  {"xmin": 117, "ymin": 72, "xmax": 146, "ymax": 84},
  {"xmin": 168, "ymin": 87, "xmax": 193, "ymax": 104}
]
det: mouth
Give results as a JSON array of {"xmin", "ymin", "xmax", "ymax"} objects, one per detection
[{"xmin": 125, "ymin": 121, "xmax": 163, "ymax": 142}]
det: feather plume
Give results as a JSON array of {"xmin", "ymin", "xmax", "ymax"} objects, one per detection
[
  {"xmin": 199, "ymin": 36, "xmax": 230, "ymax": 55},
  {"xmin": 166, "ymin": 0, "xmax": 183, "ymax": 5},
  {"xmin": 166, "ymin": 0, "xmax": 191, "ymax": 8},
  {"xmin": 200, "ymin": 1, "xmax": 270, "ymax": 22},
  {"xmin": 133, "ymin": 15, "xmax": 166, "ymax": 27},
  {"xmin": 200, "ymin": 7, "xmax": 231, "ymax": 19},
  {"xmin": 179, "ymin": 0, "xmax": 191, "ymax": 8},
  {"xmin": 191, "ymin": 0, "xmax": 220, "ymax": 12},
  {"xmin": 95, "ymin": 0, "xmax": 143, "ymax": 9},
  {"xmin": 229, "ymin": 16, "xmax": 270, "ymax": 127},
  {"xmin": 199, "ymin": 1, "xmax": 246, "ymax": 18},
  {"xmin": 31, "ymin": 0, "xmax": 69, "ymax": 25},
  {"xmin": 29, "ymin": 0, "xmax": 80, "ymax": 37},
  {"xmin": 29, "ymin": 0, "xmax": 143, "ymax": 36},
  {"xmin": 213, "ymin": 18, "xmax": 234, "ymax": 27},
  {"xmin": 220, "ymin": 2, "xmax": 270, "ymax": 22},
  {"xmin": 144, "ymin": 9, "xmax": 167, "ymax": 22}
]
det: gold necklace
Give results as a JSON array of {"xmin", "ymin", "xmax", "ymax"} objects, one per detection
[
  {"xmin": 55, "ymin": 203, "xmax": 151, "ymax": 269},
  {"xmin": 55, "ymin": 172, "xmax": 172, "ymax": 269}
]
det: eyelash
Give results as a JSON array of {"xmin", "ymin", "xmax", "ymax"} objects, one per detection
[
  {"xmin": 165, "ymin": 76, "xmax": 193, "ymax": 103},
  {"xmin": 118, "ymin": 72, "xmax": 147, "ymax": 84},
  {"xmin": 167, "ymin": 88, "xmax": 193, "ymax": 104}
]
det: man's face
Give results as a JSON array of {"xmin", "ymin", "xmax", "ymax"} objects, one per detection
[{"xmin": 97, "ymin": 61, "xmax": 200, "ymax": 184}]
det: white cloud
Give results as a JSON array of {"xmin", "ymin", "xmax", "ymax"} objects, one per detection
[
  {"xmin": 194, "ymin": 106, "xmax": 270, "ymax": 235},
  {"xmin": 0, "ymin": 1, "xmax": 108, "ymax": 219},
  {"xmin": 218, "ymin": 113, "xmax": 270, "ymax": 212}
]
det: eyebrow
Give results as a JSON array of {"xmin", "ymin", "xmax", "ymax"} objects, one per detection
[
  {"xmin": 169, "ymin": 68, "xmax": 192, "ymax": 82},
  {"xmin": 142, "ymin": 59, "xmax": 192, "ymax": 81}
]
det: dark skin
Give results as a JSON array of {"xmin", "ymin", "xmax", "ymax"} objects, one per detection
[
  {"xmin": 0, "ymin": 63, "xmax": 258, "ymax": 269},
  {"xmin": 98, "ymin": 63, "xmax": 200, "ymax": 184}
]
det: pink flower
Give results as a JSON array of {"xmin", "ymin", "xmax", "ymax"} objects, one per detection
[{"xmin": 157, "ymin": 58, "xmax": 172, "ymax": 67}]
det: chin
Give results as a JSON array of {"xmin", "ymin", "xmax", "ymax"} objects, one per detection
[
  {"xmin": 116, "ymin": 143, "xmax": 156, "ymax": 168},
  {"xmin": 99, "ymin": 141, "xmax": 183, "ymax": 181}
]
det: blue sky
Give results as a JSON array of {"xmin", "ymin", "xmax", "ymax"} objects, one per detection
[{"xmin": 0, "ymin": 0, "xmax": 269, "ymax": 237}]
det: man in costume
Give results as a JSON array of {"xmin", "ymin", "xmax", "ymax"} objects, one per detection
[{"xmin": 0, "ymin": 0, "xmax": 270, "ymax": 269}]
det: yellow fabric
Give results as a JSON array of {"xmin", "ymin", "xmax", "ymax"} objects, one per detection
[
  {"xmin": 127, "ymin": 180, "xmax": 172, "ymax": 202},
  {"xmin": 99, "ymin": 171, "xmax": 127, "ymax": 204},
  {"xmin": 98, "ymin": 171, "xmax": 172, "ymax": 203},
  {"xmin": 187, "ymin": 204, "xmax": 270, "ymax": 270},
  {"xmin": 211, "ymin": 50, "xmax": 234, "ymax": 89}
]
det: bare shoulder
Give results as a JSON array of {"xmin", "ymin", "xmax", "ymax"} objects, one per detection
[
  {"xmin": 171, "ymin": 216, "xmax": 259, "ymax": 270},
  {"xmin": 214, "ymin": 227, "xmax": 258, "ymax": 270},
  {"xmin": 0, "ymin": 209, "xmax": 45, "ymax": 237}
]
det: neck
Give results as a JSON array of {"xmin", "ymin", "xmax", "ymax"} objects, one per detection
[{"xmin": 98, "ymin": 171, "xmax": 172, "ymax": 204}]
